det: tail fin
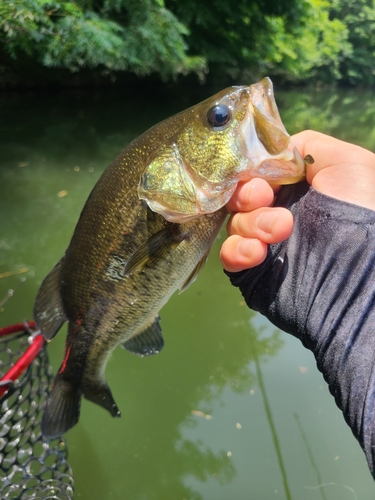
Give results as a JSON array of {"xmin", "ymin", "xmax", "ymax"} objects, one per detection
[
  {"xmin": 34, "ymin": 258, "xmax": 66, "ymax": 340},
  {"xmin": 41, "ymin": 373, "xmax": 82, "ymax": 439}
]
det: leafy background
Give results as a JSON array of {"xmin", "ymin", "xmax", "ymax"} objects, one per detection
[{"xmin": 1, "ymin": 0, "xmax": 374, "ymax": 88}]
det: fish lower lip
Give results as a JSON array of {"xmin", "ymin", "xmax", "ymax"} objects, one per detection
[{"xmin": 254, "ymin": 156, "xmax": 305, "ymax": 182}]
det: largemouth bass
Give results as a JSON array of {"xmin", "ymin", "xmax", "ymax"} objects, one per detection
[{"xmin": 34, "ymin": 77, "xmax": 305, "ymax": 438}]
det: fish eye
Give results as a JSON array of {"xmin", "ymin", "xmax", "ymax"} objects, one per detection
[{"xmin": 207, "ymin": 104, "xmax": 231, "ymax": 128}]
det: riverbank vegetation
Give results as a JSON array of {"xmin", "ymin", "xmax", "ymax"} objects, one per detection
[{"xmin": 0, "ymin": 0, "xmax": 374, "ymax": 88}]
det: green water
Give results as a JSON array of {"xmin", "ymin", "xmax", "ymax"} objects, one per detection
[{"xmin": 1, "ymin": 84, "xmax": 375, "ymax": 499}]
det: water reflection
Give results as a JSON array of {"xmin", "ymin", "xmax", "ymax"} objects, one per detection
[
  {"xmin": 278, "ymin": 87, "xmax": 375, "ymax": 150},
  {"xmin": 172, "ymin": 309, "xmax": 284, "ymax": 498},
  {"xmin": 1, "ymin": 85, "xmax": 375, "ymax": 499}
]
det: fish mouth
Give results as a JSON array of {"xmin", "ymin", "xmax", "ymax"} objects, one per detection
[{"xmin": 238, "ymin": 77, "xmax": 306, "ymax": 184}]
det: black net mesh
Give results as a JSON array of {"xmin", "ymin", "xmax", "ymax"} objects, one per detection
[{"xmin": 0, "ymin": 329, "xmax": 74, "ymax": 499}]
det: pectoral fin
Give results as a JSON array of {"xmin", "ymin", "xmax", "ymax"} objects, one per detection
[
  {"xmin": 123, "ymin": 316, "xmax": 164, "ymax": 356},
  {"xmin": 123, "ymin": 225, "xmax": 188, "ymax": 275},
  {"xmin": 179, "ymin": 252, "xmax": 210, "ymax": 294}
]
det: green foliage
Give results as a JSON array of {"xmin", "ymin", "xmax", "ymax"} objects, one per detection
[
  {"xmin": 0, "ymin": 0, "xmax": 205, "ymax": 79},
  {"xmin": 165, "ymin": 0, "xmax": 307, "ymax": 77},
  {"xmin": 262, "ymin": 0, "xmax": 351, "ymax": 82},
  {"xmin": 0, "ymin": 0, "xmax": 374, "ymax": 85},
  {"xmin": 165, "ymin": 0, "xmax": 350, "ymax": 83},
  {"xmin": 330, "ymin": 0, "xmax": 375, "ymax": 85}
]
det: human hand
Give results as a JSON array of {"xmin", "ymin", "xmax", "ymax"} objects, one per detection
[{"xmin": 220, "ymin": 130, "xmax": 375, "ymax": 272}]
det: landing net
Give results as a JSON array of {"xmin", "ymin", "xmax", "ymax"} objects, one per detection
[{"xmin": 0, "ymin": 322, "xmax": 74, "ymax": 499}]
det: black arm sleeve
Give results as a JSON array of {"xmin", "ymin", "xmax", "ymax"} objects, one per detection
[{"xmin": 226, "ymin": 181, "xmax": 375, "ymax": 478}]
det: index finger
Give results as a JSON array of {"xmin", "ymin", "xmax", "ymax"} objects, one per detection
[{"xmin": 226, "ymin": 178, "xmax": 275, "ymax": 213}]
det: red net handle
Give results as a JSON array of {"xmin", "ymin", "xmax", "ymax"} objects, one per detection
[{"xmin": 0, "ymin": 321, "xmax": 45, "ymax": 398}]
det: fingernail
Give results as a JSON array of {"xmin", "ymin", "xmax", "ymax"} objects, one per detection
[{"xmin": 256, "ymin": 211, "xmax": 279, "ymax": 234}]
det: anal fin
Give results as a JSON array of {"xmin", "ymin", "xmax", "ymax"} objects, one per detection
[
  {"xmin": 123, "ymin": 316, "xmax": 164, "ymax": 356},
  {"xmin": 84, "ymin": 382, "xmax": 121, "ymax": 418},
  {"xmin": 34, "ymin": 258, "xmax": 66, "ymax": 340}
]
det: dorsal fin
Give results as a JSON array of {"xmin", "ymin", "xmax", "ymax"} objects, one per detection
[
  {"xmin": 123, "ymin": 316, "xmax": 164, "ymax": 357},
  {"xmin": 34, "ymin": 258, "xmax": 67, "ymax": 340}
]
